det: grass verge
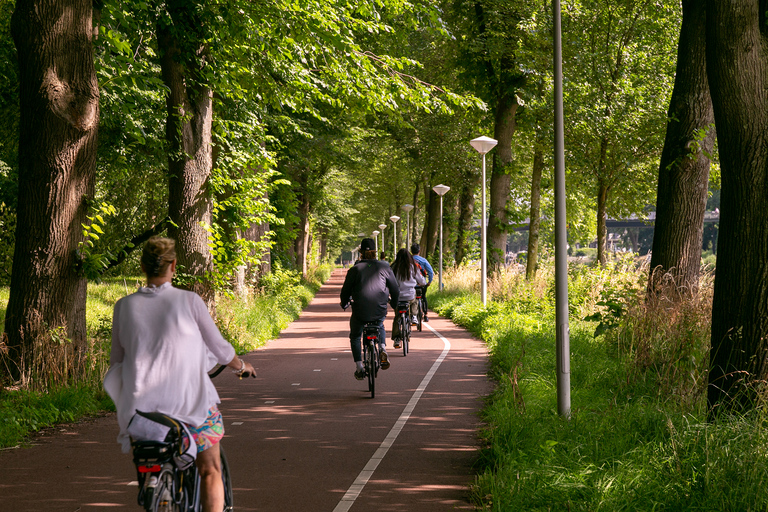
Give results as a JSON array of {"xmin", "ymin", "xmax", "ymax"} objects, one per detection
[{"xmin": 431, "ymin": 261, "xmax": 768, "ymax": 511}]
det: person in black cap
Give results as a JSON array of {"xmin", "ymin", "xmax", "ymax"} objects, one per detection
[{"xmin": 340, "ymin": 238, "xmax": 400, "ymax": 380}]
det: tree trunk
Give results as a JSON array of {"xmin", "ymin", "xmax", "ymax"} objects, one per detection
[
  {"xmin": 244, "ymin": 216, "xmax": 271, "ymax": 280},
  {"xmin": 526, "ymin": 140, "xmax": 544, "ymax": 280},
  {"xmin": 596, "ymin": 137, "xmax": 610, "ymax": 265},
  {"xmin": 296, "ymin": 195, "xmax": 311, "ymax": 277},
  {"xmin": 488, "ymin": 94, "xmax": 519, "ymax": 272},
  {"xmin": 410, "ymin": 182, "xmax": 420, "ymax": 249},
  {"xmin": 649, "ymin": 0, "xmax": 714, "ymax": 297},
  {"xmin": 158, "ymin": 7, "xmax": 214, "ymax": 306},
  {"xmin": 455, "ymin": 168, "xmax": 479, "ymax": 266},
  {"xmin": 423, "ymin": 186, "xmax": 440, "ymax": 258},
  {"xmin": 706, "ymin": 0, "xmax": 768, "ymax": 415},
  {"xmin": 596, "ymin": 178, "xmax": 610, "ymax": 266},
  {"xmin": 4, "ymin": 0, "xmax": 99, "ymax": 385}
]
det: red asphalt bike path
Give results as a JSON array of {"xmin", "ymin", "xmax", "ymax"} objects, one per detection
[{"xmin": 0, "ymin": 269, "xmax": 491, "ymax": 511}]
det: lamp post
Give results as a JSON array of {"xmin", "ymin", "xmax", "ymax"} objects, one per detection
[
  {"xmin": 401, "ymin": 204, "xmax": 414, "ymax": 249},
  {"xmin": 372, "ymin": 230, "xmax": 380, "ymax": 253},
  {"xmin": 389, "ymin": 215, "xmax": 400, "ymax": 258},
  {"xmin": 378, "ymin": 223, "xmax": 387, "ymax": 257},
  {"xmin": 470, "ymin": 136, "xmax": 498, "ymax": 306},
  {"xmin": 553, "ymin": 0, "xmax": 570, "ymax": 418},
  {"xmin": 432, "ymin": 184, "xmax": 450, "ymax": 291}
]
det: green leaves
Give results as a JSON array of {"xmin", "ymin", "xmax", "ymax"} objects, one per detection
[{"xmin": 76, "ymin": 203, "xmax": 118, "ymax": 282}]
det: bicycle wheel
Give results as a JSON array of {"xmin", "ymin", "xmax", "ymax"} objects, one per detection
[
  {"xmin": 150, "ymin": 469, "xmax": 180, "ymax": 512},
  {"xmin": 221, "ymin": 445, "xmax": 234, "ymax": 511},
  {"xmin": 367, "ymin": 341, "xmax": 376, "ymax": 398},
  {"xmin": 401, "ymin": 313, "xmax": 408, "ymax": 356},
  {"xmin": 405, "ymin": 314, "xmax": 411, "ymax": 355},
  {"xmin": 416, "ymin": 300, "xmax": 423, "ymax": 332}
]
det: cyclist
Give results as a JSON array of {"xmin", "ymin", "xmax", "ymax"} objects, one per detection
[
  {"xmin": 390, "ymin": 248, "xmax": 426, "ymax": 348},
  {"xmin": 340, "ymin": 237, "xmax": 399, "ymax": 380},
  {"xmin": 104, "ymin": 237, "xmax": 255, "ymax": 512},
  {"xmin": 410, "ymin": 243, "xmax": 434, "ymax": 322}
]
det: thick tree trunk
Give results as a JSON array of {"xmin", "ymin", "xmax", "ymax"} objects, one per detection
[
  {"xmin": 526, "ymin": 141, "xmax": 544, "ymax": 280},
  {"xmin": 157, "ymin": 9, "xmax": 214, "ymax": 306},
  {"xmin": 455, "ymin": 168, "xmax": 479, "ymax": 266},
  {"xmin": 4, "ymin": 0, "xmax": 99, "ymax": 384},
  {"xmin": 424, "ymin": 186, "xmax": 440, "ymax": 258},
  {"xmin": 706, "ymin": 0, "xmax": 768, "ymax": 414},
  {"xmin": 488, "ymin": 94, "xmax": 519, "ymax": 272},
  {"xmin": 649, "ymin": 0, "xmax": 714, "ymax": 297}
]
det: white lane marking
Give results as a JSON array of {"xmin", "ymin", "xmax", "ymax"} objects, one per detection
[
  {"xmin": 292, "ymin": 383, "xmax": 300, "ymax": 386},
  {"xmin": 314, "ymin": 369, "xmax": 322, "ymax": 372},
  {"xmin": 333, "ymin": 322, "xmax": 451, "ymax": 512},
  {"xmin": 231, "ymin": 422, "xmax": 243, "ymax": 426},
  {"xmin": 265, "ymin": 401, "xmax": 275, "ymax": 404}
]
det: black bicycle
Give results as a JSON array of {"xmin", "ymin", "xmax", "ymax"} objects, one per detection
[
  {"xmin": 130, "ymin": 365, "xmax": 248, "ymax": 511},
  {"xmin": 393, "ymin": 301, "xmax": 411, "ymax": 356},
  {"xmin": 414, "ymin": 286, "xmax": 426, "ymax": 332},
  {"xmin": 361, "ymin": 321, "xmax": 381, "ymax": 398}
]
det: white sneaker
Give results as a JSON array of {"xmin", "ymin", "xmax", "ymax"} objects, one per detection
[{"xmin": 412, "ymin": 315, "xmax": 419, "ymax": 324}]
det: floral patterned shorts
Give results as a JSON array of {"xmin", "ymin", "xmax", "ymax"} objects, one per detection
[{"xmin": 187, "ymin": 406, "xmax": 225, "ymax": 453}]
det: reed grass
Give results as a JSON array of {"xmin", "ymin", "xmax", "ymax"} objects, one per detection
[{"xmin": 433, "ymin": 259, "xmax": 768, "ymax": 511}]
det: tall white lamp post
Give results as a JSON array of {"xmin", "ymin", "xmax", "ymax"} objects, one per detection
[
  {"xmin": 372, "ymin": 230, "xmax": 380, "ymax": 253},
  {"xmin": 432, "ymin": 184, "xmax": 450, "ymax": 291},
  {"xmin": 401, "ymin": 204, "xmax": 414, "ymax": 249},
  {"xmin": 389, "ymin": 215, "xmax": 400, "ymax": 258},
  {"xmin": 378, "ymin": 223, "xmax": 387, "ymax": 256},
  {"xmin": 470, "ymin": 136, "xmax": 498, "ymax": 306}
]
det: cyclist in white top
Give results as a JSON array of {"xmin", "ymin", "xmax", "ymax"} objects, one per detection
[
  {"xmin": 390, "ymin": 248, "xmax": 426, "ymax": 347},
  {"xmin": 105, "ymin": 237, "xmax": 255, "ymax": 512}
]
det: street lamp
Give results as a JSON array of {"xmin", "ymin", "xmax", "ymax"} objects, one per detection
[
  {"xmin": 389, "ymin": 215, "xmax": 400, "ymax": 258},
  {"xmin": 401, "ymin": 204, "xmax": 414, "ymax": 249},
  {"xmin": 378, "ymin": 223, "xmax": 387, "ymax": 257},
  {"xmin": 470, "ymin": 135, "xmax": 498, "ymax": 306},
  {"xmin": 372, "ymin": 230, "xmax": 380, "ymax": 253},
  {"xmin": 432, "ymin": 184, "xmax": 450, "ymax": 291}
]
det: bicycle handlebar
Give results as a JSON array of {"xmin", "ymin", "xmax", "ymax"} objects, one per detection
[{"xmin": 208, "ymin": 363, "xmax": 256, "ymax": 379}]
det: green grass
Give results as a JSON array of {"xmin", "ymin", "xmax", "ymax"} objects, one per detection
[
  {"xmin": 0, "ymin": 265, "xmax": 331, "ymax": 448},
  {"xmin": 432, "ymin": 262, "xmax": 768, "ymax": 511}
]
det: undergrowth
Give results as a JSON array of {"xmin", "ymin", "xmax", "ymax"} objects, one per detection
[
  {"xmin": 433, "ymin": 260, "xmax": 767, "ymax": 511},
  {"xmin": 0, "ymin": 264, "xmax": 331, "ymax": 448}
]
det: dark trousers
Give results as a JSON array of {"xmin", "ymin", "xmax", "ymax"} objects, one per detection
[
  {"xmin": 417, "ymin": 285, "xmax": 429, "ymax": 316},
  {"xmin": 349, "ymin": 315, "xmax": 385, "ymax": 362}
]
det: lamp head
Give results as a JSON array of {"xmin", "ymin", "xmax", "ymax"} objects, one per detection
[
  {"xmin": 401, "ymin": 204, "xmax": 414, "ymax": 213},
  {"xmin": 390, "ymin": 215, "xmax": 400, "ymax": 223},
  {"xmin": 470, "ymin": 136, "xmax": 498, "ymax": 155},
  {"xmin": 432, "ymin": 184, "xmax": 450, "ymax": 196},
  {"xmin": 378, "ymin": 223, "xmax": 387, "ymax": 230}
]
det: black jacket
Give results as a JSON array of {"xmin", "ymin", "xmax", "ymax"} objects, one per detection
[{"xmin": 340, "ymin": 259, "xmax": 400, "ymax": 322}]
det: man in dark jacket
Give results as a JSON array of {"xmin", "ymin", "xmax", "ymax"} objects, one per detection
[{"xmin": 340, "ymin": 238, "xmax": 400, "ymax": 380}]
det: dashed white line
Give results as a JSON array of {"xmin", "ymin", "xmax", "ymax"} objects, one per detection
[{"xmin": 332, "ymin": 322, "xmax": 451, "ymax": 512}]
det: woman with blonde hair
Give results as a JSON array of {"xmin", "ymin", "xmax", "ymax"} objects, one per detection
[{"xmin": 105, "ymin": 236, "xmax": 254, "ymax": 512}]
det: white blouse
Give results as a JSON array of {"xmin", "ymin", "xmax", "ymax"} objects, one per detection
[{"xmin": 104, "ymin": 282, "xmax": 235, "ymax": 452}]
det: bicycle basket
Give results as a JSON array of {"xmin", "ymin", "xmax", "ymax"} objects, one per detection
[{"xmin": 128, "ymin": 411, "xmax": 196, "ymax": 471}]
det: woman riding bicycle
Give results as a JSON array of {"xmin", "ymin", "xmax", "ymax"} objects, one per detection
[
  {"xmin": 104, "ymin": 237, "xmax": 255, "ymax": 512},
  {"xmin": 390, "ymin": 248, "xmax": 426, "ymax": 348}
]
